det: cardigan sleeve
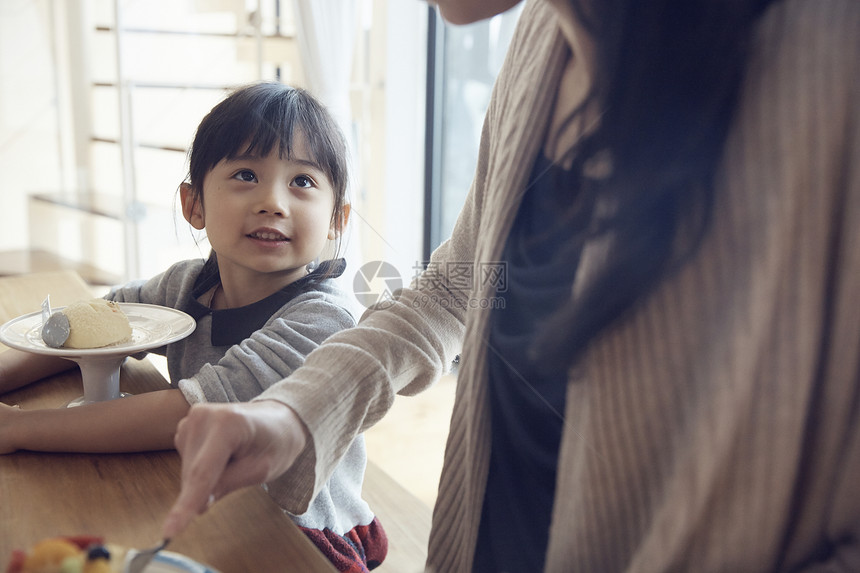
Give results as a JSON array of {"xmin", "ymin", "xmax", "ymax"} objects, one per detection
[
  {"xmin": 791, "ymin": 21, "xmax": 860, "ymax": 569},
  {"xmin": 177, "ymin": 291, "xmax": 356, "ymax": 404}
]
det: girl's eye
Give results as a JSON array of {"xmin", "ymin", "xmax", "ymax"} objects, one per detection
[
  {"xmin": 292, "ymin": 175, "xmax": 314, "ymax": 189},
  {"xmin": 233, "ymin": 170, "xmax": 257, "ymax": 183}
]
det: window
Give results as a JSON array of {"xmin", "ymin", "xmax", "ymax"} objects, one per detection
[{"xmin": 424, "ymin": 4, "xmax": 524, "ymax": 258}]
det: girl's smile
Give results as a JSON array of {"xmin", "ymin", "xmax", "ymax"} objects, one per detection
[{"xmin": 247, "ymin": 228, "xmax": 291, "ymax": 244}]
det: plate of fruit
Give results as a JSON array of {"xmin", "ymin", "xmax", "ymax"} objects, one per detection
[{"xmin": 5, "ymin": 536, "xmax": 219, "ymax": 573}]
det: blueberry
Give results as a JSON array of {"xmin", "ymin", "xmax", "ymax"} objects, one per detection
[{"xmin": 87, "ymin": 545, "xmax": 111, "ymax": 560}]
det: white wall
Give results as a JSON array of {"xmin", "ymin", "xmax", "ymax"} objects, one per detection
[
  {"xmin": 0, "ymin": 0, "xmax": 429, "ymax": 294},
  {"xmin": 0, "ymin": 0, "xmax": 64, "ymax": 252},
  {"xmin": 354, "ymin": 0, "xmax": 427, "ymax": 292},
  {"xmin": 383, "ymin": 2, "xmax": 428, "ymax": 284}
]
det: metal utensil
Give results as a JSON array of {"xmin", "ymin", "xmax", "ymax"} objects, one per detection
[
  {"xmin": 41, "ymin": 312, "xmax": 70, "ymax": 348},
  {"xmin": 40, "ymin": 296, "xmax": 52, "ymax": 325},
  {"xmin": 40, "ymin": 295, "xmax": 70, "ymax": 348},
  {"xmin": 125, "ymin": 538, "xmax": 170, "ymax": 573}
]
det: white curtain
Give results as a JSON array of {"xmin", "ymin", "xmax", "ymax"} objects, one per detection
[{"xmin": 292, "ymin": 0, "xmax": 364, "ymax": 315}]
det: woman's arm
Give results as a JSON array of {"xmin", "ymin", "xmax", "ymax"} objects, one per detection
[
  {"xmin": 0, "ymin": 388, "xmax": 190, "ymax": 454},
  {"xmin": 179, "ymin": 292, "xmax": 356, "ymax": 404},
  {"xmin": 0, "ymin": 348, "xmax": 76, "ymax": 395}
]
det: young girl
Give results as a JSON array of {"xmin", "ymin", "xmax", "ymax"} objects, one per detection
[{"xmin": 0, "ymin": 82, "xmax": 387, "ymax": 572}]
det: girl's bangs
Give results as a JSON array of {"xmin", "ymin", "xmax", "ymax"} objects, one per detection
[
  {"xmin": 192, "ymin": 83, "xmax": 346, "ymax": 200},
  {"xmin": 231, "ymin": 109, "xmax": 295, "ymax": 160}
]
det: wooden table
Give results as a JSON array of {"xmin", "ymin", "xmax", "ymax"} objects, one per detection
[{"xmin": 0, "ymin": 271, "xmax": 336, "ymax": 572}]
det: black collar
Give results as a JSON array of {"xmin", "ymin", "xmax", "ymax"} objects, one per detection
[{"xmin": 182, "ymin": 257, "xmax": 347, "ymax": 346}]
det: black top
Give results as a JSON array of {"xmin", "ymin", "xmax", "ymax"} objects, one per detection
[
  {"xmin": 182, "ymin": 256, "xmax": 346, "ymax": 347},
  {"xmin": 473, "ymin": 154, "xmax": 583, "ymax": 572}
]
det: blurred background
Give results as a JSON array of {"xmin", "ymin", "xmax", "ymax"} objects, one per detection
[{"xmin": 0, "ymin": 0, "xmax": 522, "ymax": 507}]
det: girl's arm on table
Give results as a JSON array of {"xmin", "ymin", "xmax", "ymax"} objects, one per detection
[
  {"xmin": 0, "ymin": 388, "xmax": 190, "ymax": 454},
  {"xmin": 0, "ymin": 348, "xmax": 76, "ymax": 395}
]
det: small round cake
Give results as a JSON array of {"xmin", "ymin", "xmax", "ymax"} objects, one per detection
[{"xmin": 62, "ymin": 299, "xmax": 132, "ymax": 349}]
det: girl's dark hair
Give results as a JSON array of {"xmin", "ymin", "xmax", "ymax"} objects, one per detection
[
  {"xmin": 534, "ymin": 0, "xmax": 777, "ymax": 371},
  {"xmin": 186, "ymin": 82, "xmax": 349, "ymax": 256}
]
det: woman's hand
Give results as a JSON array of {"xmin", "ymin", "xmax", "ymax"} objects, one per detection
[
  {"xmin": 162, "ymin": 400, "xmax": 308, "ymax": 539},
  {"xmin": 0, "ymin": 402, "xmax": 23, "ymax": 454}
]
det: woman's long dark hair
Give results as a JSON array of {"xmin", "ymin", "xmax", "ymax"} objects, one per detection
[{"xmin": 533, "ymin": 0, "xmax": 777, "ymax": 371}]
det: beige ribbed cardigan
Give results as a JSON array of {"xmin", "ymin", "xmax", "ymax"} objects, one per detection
[{"xmin": 257, "ymin": 0, "xmax": 860, "ymax": 570}]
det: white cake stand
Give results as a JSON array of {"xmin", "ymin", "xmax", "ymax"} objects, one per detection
[{"xmin": 0, "ymin": 303, "xmax": 196, "ymax": 407}]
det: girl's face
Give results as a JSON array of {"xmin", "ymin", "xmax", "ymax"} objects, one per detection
[
  {"xmin": 183, "ymin": 134, "xmax": 338, "ymax": 290},
  {"xmin": 429, "ymin": 0, "xmax": 522, "ymax": 25}
]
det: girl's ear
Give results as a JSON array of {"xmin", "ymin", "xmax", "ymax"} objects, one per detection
[
  {"xmin": 180, "ymin": 182, "xmax": 205, "ymax": 230},
  {"xmin": 328, "ymin": 204, "xmax": 351, "ymax": 240}
]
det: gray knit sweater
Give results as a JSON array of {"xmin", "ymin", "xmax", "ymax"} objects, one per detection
[{"xmin": 107, "ymin": 257, "xmax": 377, "ymax": 534}]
